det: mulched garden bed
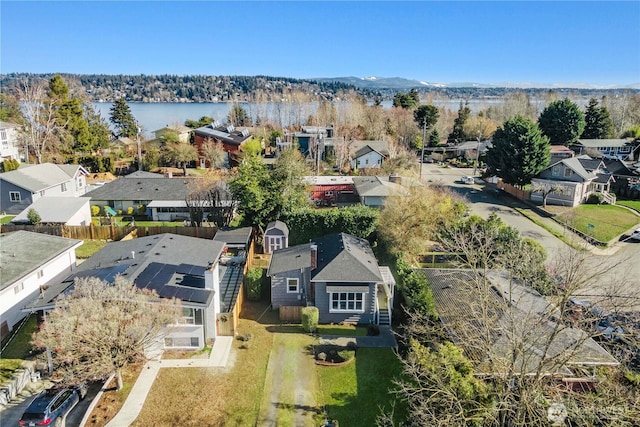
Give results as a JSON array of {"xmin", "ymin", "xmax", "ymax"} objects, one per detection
[{"xmin": 314, "ymin": 344, "xmax": 356, "ymax": 367}]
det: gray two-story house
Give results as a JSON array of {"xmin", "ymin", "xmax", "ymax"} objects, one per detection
[
  {"xmin": 0, "ymin": 163, "xmax": 88, "ymax": 214},
  {"xmin": 267, "ymin": 232, "xmax": 395, "ymax": 325}
]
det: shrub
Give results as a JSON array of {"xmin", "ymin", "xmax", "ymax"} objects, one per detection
[
  {"xmin": 301, "ymin": 306, "xmax": 319, "ymax": 333},
  {"xmin": 586, "ymin": 192, "xmax": 604, "ymax": 204},
  {"xmin": 127, "ymin": 206, "xmax": 134, "ymax": 215},
  {"xmin": 91, "ymin": 205, "xmax": 100, "ymax": 216},
  {"xmin": 1, "ymin": 159, "xmax": 19, "ymax": 172},
  {"xmin": 245, "ymin": 267, "xmax": 264, "ymax": 301},
  {"xmin": 137, "ymin": 204, "xmax": 146, "ymax": 215},
  {"xmin": 27, "ymin": 208, "xmax": 41, "ymax": 225}
]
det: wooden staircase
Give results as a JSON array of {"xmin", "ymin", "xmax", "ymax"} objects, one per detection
[{"xmin": 378, "ymin": 308, "xmax": 391, "ymax": 326}]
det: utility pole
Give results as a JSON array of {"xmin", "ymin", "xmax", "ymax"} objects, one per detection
[
  {"xmin": 419, "ymin": 118, "xmax": 427, "ymax": 179},
  {"xmin": 474, "ymin": 116, "xmax": 483, "ymax": 176},
  {"xmin": 136, "ymin": 125, "xmax": 142, "ymax": 171}
]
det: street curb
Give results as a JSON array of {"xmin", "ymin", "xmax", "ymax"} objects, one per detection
[{"xmin": 79, "ymin": 373, "xmax": 114, "ymax": 427}]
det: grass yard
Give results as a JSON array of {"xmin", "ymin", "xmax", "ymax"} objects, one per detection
[
  {"xmin": 0, "ymin": 314, "xmax": 39, "ymax": 360},
  {"xmin": 131, "ymin": 301, "xmax": 275, "ymax": 427},
  {"xmin": 76, "ymin": 239, "xmax": 109, "ymax": 258},
  {"xmin": 0, "ymin": 359, "xmax": 23, "ymax": 382},
  {"xmin": 316, "ymin": 324, "xmax": 368, "ymax": 336},
  {"xmin": 558, "ymin": 204, "xmax": 640, "ymax": 242},
  {"xmin": 617, "ymin": 199, "xmax": 640, "ymax": 212},
  {"xmin": 0, "ymin": 215, "xmax": 15, "ymax": 224},
  {"xmin": 318, "ymin": 348, "xmax": 406, "ymax": 426}
]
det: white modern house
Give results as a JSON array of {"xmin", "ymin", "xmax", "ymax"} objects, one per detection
[{"xmin": 0, "ymin": 231, "xmax": 82, "ymax": 339}]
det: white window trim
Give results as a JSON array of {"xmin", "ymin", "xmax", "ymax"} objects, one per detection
[
  {"xmin": 9, "ymin": 191, "xmax": 21, "ymax": 202},
  {"xmin": 329, "ymin": 291, "xmax": 365, "ymax": 314},
  {"xmin": 287, "ymin": 278, "xmax": 299, "ymax": 293}
]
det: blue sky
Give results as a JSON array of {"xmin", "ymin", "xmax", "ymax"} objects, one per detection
[{"xmin": 2, "ymin": 1, "xmax": 639, "ymax": 86}]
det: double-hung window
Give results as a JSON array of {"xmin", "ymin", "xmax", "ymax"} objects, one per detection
[
  {"xmin": 287, "ymin": 278, "xmax": 299, "ymax": 293},
  {"xmin": 9, "ymin": 191, "xmax": 20, "ymax": 202}
]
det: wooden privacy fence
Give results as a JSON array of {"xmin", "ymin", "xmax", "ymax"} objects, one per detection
[
  {"xmin": 0, "ymin": 224, "xmax": 217, "ymax": 241},
  {"xmin": 497, "ymin": 179, "xmax": 532, "ymax": 201},
  {"xmin": 279, "ymin": 306, "xmax": 302, "ymax": 323}
]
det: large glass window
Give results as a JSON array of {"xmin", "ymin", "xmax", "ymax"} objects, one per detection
[
  {"xmin": 330, "ymin": 292, "xmax": 364, "ymax": 313},
  {"xmin": 9, "ymin": 191, "xmax": 20, "ymax": 202}
]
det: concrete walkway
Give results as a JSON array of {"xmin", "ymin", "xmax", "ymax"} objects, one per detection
[
  {"xmin": 319, "ymin": 325, "xmax": 398, "ymax": 349},
  {"xmin": 102, "ymin": 336, "xmax": 232, "ymax": 427}
]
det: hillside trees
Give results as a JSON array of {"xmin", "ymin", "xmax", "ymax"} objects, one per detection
[
  {"xmin": 538, "ymin": 98, "xmax": 586, "ymax": 146},
  {"xmin": 393, "ymin": 89, "xmax": 420, "ymax": 109},
  {"xmin": 581, "ymin": 98, "xmax": 615, "ymax": 139},
  {"xmin": 33, "ymin": 277, "xmax": 180, "ymax": 391},
  {"xmin": 485, "ymin": 115, "xmax": 550, "ymax": 187}
]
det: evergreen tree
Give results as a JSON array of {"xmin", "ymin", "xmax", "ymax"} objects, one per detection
[
  {"xmin": 537, "ymin": 98, "xmax": 585, "ymax": 146},
  {"xmin": 486, "ymin": 116, "xmax": 550, "ymax": 187},
  {"xmin": 428, "ymin": 128, "xmax": 440, "ymax": 147},
  {"xmin": 447, "ymin": 102, "xmax": 471, "ymax": 144},
  {"xmin": 581, "ymin": 98, "xmax": 615, "ymax": 139},
  {"xmin": 109, "ymin": 98, "xmax": 138, "ymax": 138}
]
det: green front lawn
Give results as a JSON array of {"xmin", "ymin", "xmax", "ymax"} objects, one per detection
[
  {"xmin": 617, "ymin": 199, "xmax": 640, "ymax": 213},
  {"xmin": 558, "ymin": 204, "xmax": 640, "ymax": 242},
  {"xmin": 316, "ymin": 325, "xmax": 368, "ymax": 336},
  {"xmin": 318, "ymin": 348, "xmax": 406, "ymax": 426}
]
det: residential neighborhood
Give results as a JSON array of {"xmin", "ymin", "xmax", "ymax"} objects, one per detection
[{"xmin": 1, "ymin": 33, "xmax": 640, "ymax": 427}]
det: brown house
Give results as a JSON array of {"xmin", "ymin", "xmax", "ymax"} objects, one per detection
[{"xmin": 194, "ymin": 122, "xmax": 252, "ymax": 167}]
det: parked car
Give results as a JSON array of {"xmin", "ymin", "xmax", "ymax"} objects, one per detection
[
  {"xmin": 422, "ymin": 157, "xmax": 435, "ymax": 163},
  {"xmin": 629, "ymin": 228, "xmax": 640, "ymax": 241},
  {"xmin": 460, "ymin": 175, "xmax": 475, "ymax": 184},
  {"xmin": 19, "ymin": 384, "xmax": 85, "ymax": 427}
]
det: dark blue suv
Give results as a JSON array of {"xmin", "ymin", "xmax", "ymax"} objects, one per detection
[{"xmin": 18, "ymin": 385, "xmax": 84, "ymax": 426}]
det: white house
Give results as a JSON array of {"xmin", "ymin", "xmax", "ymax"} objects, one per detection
[
  {"xmin": 0, "ymin": 121, "xmax": 21, "ymax": 162},
  {"xmin": 0, "ymin": 231, "xmax": 82, "ymax": 339},
  {"xmin": 349, "ymin": 140, "xmax": 389, "ymax": 170}
]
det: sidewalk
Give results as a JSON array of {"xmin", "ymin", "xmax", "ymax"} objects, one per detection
[{"xmin": 101, "ymin": 336, "xmax": 232, "ymax": 427}]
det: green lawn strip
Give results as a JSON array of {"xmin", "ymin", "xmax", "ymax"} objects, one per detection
[
  {"xmin": 617, "ymin": 200, "xmax": 640, "ymax": 213},
  {"xmin": 559, "ymin": 205, "xmax": 639, "ymax": 242},
  {"xmin": 76, "ymin": 240, "xmax": 109, "ymax": 258},
  {"xmin": 0, "ymin": 359, "xmax": 23, "ymax": 382},
  {"xmin": 0, "ymin": 314, "xmax": 39, "ymax": 360},
  {"xmin": 0, "ymin": 215, "xmax": 15, "ymax": 224},
  {"xmin": 318, "ymin": 348, "xmax": 406, "ymax": 426},
  {"xmin": 276, "ymin": 336, "xmax": 297, "ymax": 425}
]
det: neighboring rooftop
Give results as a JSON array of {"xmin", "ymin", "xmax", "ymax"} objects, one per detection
[
  {"xmin": 194, "ymin": 122, "xmax": 252, "ymax": 146},
  {"xmin": 0, "ymin": 163, "xmax": 87, "ymax": 193},
  {"xmin": 11, "ymin": 197, "xmax": 90, "ymax": 224},
  {"xmin": 213, "ymin": 227, "xmax": 253, "ymax": 249},
  {"xmin": 0, "ymin": 231, "xmax": 82, "ymax": 291},
  {"xmin": 24, "ymin": 233, "xmax": 225, "ymax": 311},
  {"xmin": 419, "ymin": 268, "xmax": 618, "ymax": 377},
  {"xmin": 575, "ymin": 138, "xmax": 631, "ymax": 148},
  {"xmin": 84, "ymin": 176, "xmax": 196, "ymax": 201}
]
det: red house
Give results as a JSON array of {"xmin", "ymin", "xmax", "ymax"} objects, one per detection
[{"xmin": 194, "ymin": 122, "xmax": 252, "ymax": 167}]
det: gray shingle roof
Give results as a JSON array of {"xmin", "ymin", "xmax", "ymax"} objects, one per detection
[
  {"xmin": 352, "ymin": 176, "xmax": 405, "ymax": 198},
  {"xmin": 349, "ymin": 140, "xmax": 389, "ymax": 159},
  {"xmin": 12, "ymin": 197, "xmax": 90, "ymax": 224},
  {"xmin": 312, "ymin": 233, "xmax": 383, "ymax": 282},
  {"xmin": 419, "ymin": 268, "xmax": 618, "ymax": 376},
  {"xmin": 576, "ymin": 139, "xmax": 631, "ymax": 148},
  {"xmin": 267, "ymin": 243, "xmax": 311, "ymax": 276},
  {"xmin": 84, "ymin": 176, "xmax": 196, "ymax": 201},
  {"xmin": 24, "ymin": 233, "xmax": 226, "ymax": 310},
  {"xmin": 213, "ymin": 227, "xmax": 253, "ymax": 249},
  {"xmin": 549, "ymin": 157, "xmax": 595, "ymax": 181},
  {"xmin": 0, "ymin": 231, "xmax": 82, "ymax": 291},
  {"xmin": 0, "ymin": 163, "xmax": 85, "ymax": 193}
]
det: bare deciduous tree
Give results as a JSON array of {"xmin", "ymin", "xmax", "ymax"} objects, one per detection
[
  {"xmin": 185, "ymin": 172, "xmax": 237, "ymax": 227},
  {"xmin": 201, "ymin": 137, "xmax": 227, "ymax": 170},
  {"xmin": 33, "ymin": 276, "xmax": 181, "ymax": 390},
  {"xmin": 16, "ymin": 78, "xmax": 64, "ymax": 163}
]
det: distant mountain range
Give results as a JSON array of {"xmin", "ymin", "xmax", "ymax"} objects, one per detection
[{"xmin": 314, "ymin": 76, "xmax": 640, "ymax": 90}]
